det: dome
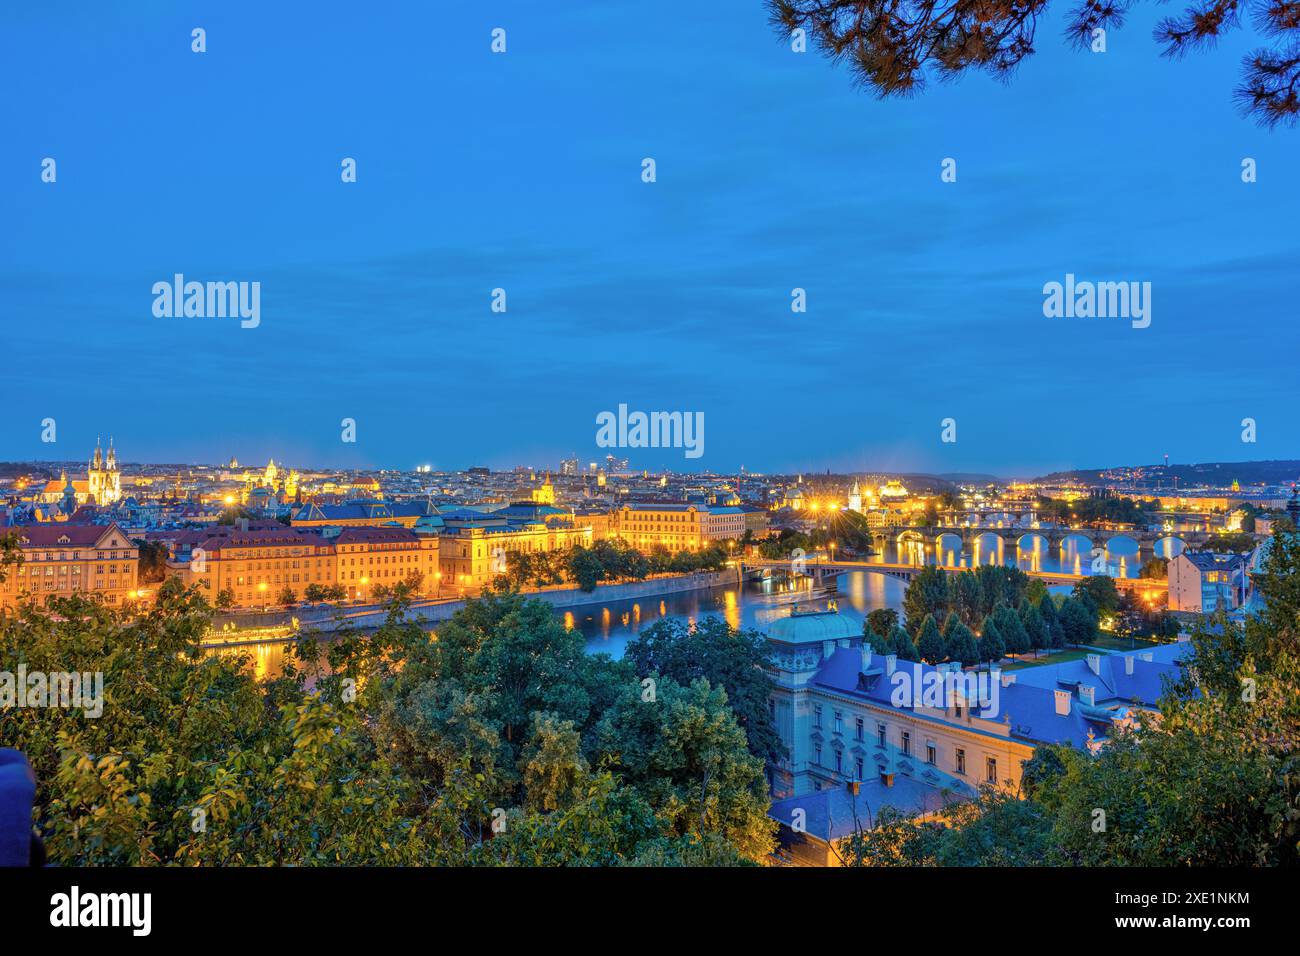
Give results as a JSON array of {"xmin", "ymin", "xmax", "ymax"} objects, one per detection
[{"xmin": 767, "ymin": 610, "xmax": 860, "ymax": 646}]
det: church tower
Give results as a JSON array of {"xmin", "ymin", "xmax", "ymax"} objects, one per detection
[
  {"xmin": 848, "ymin": 480, "xmax": 863, "ymax": 513},
  {"xmin": 87, "ymin": 435, "xmax": 122, "ymax": 507}
]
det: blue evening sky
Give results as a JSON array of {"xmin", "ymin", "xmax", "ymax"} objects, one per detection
[{"xmin": 2, "ymin": 1, "xmax": 1296, "ymax": 477}]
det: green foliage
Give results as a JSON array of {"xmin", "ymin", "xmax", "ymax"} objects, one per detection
[
  {"xmin": 865, "ymin": 607, "xmax": 899, "ymax": 639},
  {"xmin": 978, "ymin": 617, "xmax": 1005, "ymax": 663},
  {"xmin": 889, "ymin": 625, "xmax": 919, "ymax": 662},
  {"xmin": 902, "ymin": 566, "xmax": 949, "ymax": 635},
  {"xmin": 943, "ymin": 623, "xmax": 979, "ymax": 667},
  {"xmin": 622, "ymin": 616, "xmax": 785, "ymax": 764},
  {"xmin": 915, "ymin": 615, "xmax": 946, "ymax": 664},
  {"xmin": 1073, "ymin": 575, "xmax": 1120, "ymax": 617},
  {"xmin": 840, "ymin": 532, "xmax": 1300, "ymax": 866},
  {"xmin": 2, "ymin": 580, "xmax": 776, "ymax": 866}
]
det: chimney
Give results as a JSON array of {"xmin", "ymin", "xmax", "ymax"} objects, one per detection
[
  {"xmin": 879, "ymin": 771, "xmax": 895, "ymax": 788},
  {"xmin": 885, "ymin": 654, "xmax": 897, "ymax": 676},
  {"xmin": 1124, "ymin": 655, "xmax": 1135, "ymax": 675},
  {"xmin": 1001, "ymin": 672, "xmax": 1016, "ymax": 686},
  {"xmin": 1139, "ymin": 651, "xmax": 1154, "ymax": 662},
  {"xmin": 846, "ymin": 779, "xmax": 861, "ymax": 796},
  {"xmin": 822, "ymin": 640, "xmax": 835, "ymax": 660},
  {"xmin": 860, "ymin": 646, "xmax": 873, "ymax": 672},
  {"xmin": 1085, "ymin": 653, "xmax": 1101, "ymax": 676},
  {"xmin": 238, "ymin": 517, "xmax": 250, "ymax": 532},
  {"xmin": 1054, "ymin": 689, "xmax": 1071, "ymax": 716},
  {"xmin": 1078, "ymin": 684, "xmax": 1096, "ymax": 706},
  {"xmin": 989, "ymin": 664, "xmax": 1002, "ymax": 684}
]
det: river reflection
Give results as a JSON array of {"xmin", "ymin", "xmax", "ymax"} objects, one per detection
[{"xmin": 208, "ymin": 530, "xmax": 1187, "ymax": 678}]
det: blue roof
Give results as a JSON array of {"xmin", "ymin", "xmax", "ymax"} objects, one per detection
[
  {"xmin": 769, "ymin": 776, "xmax": 974, "ymax": 842},
  {"xmin": 807, "ymin": 645, "xmax": 1184, "ymax": 749}
]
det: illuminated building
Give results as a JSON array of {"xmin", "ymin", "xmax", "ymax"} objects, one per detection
[
  {"xmin": 765, "ymin": 608, "xmax": 1185, "ymax": 865},
  {"xmin": 612, "ymin": 503, "xmax": 744, "ymax": 551},
  {"xmin": 0, "ymin": 522, "xmax": 138, "ymax": 609},
  {"xmin": 331, "ymin": 526, "xmax": 439, "ymax": 601},
  {"xmin": 434, "ymin": 507, "xmax": 593, "ymax": 591},
  {"xmin": 165, "ymin": 527, "xmax": 336, "ymax": 607},
  {"xmin": 37, "ymin": 438, "xmax": 121, "ymax": 508}
]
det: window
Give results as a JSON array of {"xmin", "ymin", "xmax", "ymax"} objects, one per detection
[
  {"xmin": 854, "ymin": 757, "xmax": 864, "ymax": 781},
  {"xmin": 926, "ymin": 743, "xmax": 936, "ymax": 765},
  {"xmin": 877, "ymin": 723, "xmax": 886, "ymax": 747},
  {"xmin": 814, "ymin": 705, "xmax": 823, "ymax": 729},
  {"xmin": 955, "ymin": 749, "xmax": 966, "ymax": 775},
  {"xmin": 814, "ymin": 745, "xmax": 822, "ymax": 767},
  {"xmin": 834, "ymin": 750, "xmax": 842, "ymax": 774},
  {"xmin": 833, "ymin": 711, "xmax": 842, "ymax": 734},
  {"xmin": 855, "ymin": 716, "xmax": 864, "ymax": 741},
  {"xmin": 901, "ymin": 732, "xmax": 911, "ymax": 756},
  {"xmin": 986, "ymin": 757, "xmax": 997, "ymax": 784}
]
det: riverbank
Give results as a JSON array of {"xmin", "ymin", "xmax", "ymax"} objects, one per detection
[{"xmin": 208, "ymin": 567, "xmax": 743, "ymax": 635}]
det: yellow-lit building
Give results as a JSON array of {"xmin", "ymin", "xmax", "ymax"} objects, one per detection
[
  {"xmin": 612, "ymin": 503, "xmax": 744, "ymax": 551},
  {"xmin": 333, "ymin": 526, "xmax": 439, "ymax": 601},
  {"xmin": 0, "ymin": 522, "xmax": 138, "ymax": 609},
  {"xmin": 436, "ymin": 511, "xmax": 592, "ymax": 592},
  {"xmin": 165, "ymin": 527, "xmax": 337, "ymax": 608}
]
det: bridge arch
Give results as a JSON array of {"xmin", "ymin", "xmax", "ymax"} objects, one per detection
[
  {"xmin": 1154, "ymin": 535, "xmax": 1187, "ymax": 559},
  {"xmin": 1016, "ymin": 532, "xmax": 1049, "ymax": 552},
  {"xmin": 1105, "ymin": 534, "xmax": 1140, "ymax": 556}
]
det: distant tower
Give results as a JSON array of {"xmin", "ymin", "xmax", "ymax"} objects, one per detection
[
  {"xmin": 1287, "ymin": 485, "xmax": 1300, "ymax": 528},
  {"xmin": 60, "ymin": 471, "xmax": 77, "ymax": 516},
  {"xmin": 87, "ymin": 436, "xmax": 121, "ymax": 507},
  {"xmin": 848, "ymin": 480, "xmax": 863, "ymax": 513}
]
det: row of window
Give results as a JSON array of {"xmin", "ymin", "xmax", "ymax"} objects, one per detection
[{"xmin": 812, "ymin": 743, "xmax": 996, "ymax": 783}]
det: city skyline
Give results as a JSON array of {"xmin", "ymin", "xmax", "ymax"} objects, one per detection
[{"xmin": 4, "ymin": 2, "xmax": 1298, "ymax": 474}]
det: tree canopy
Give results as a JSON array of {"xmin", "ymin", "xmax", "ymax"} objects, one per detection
[{"xmin": 769, "ymin": 0, "xmax": 1300, "ymax": 128}]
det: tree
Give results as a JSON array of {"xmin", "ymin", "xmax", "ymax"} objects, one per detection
[
  {"xmin": 593, "ymin": 678, "xmax": 777, "ymax": 861},
  {"xmin": 1139, "ymin": 556, "xmax": 1169, "ymax": 580},
  {"xmin": 979, "ymin": 617, "xmax": 1005, "ymax": 664},
  {"xmin": 623, "ymin": 616, "xmax": 785, "ymax": 764},
  {"xmin": 866, "ymin": 607, "xmax": 899, "ymax": 638},
  {"xmin": 1058, "ymin": 596, "xmax": 1099, "ymax": 646},
  {"xmin": 943, "ymin": 622, "xmax": 979, "ymax": 668},
  {"xmin": 916, "ymin": 614, "xmax": 947, "ymax": 664},
  {"xmin": 277, "ymin": 585, "xmax": 296, "ymax": 607},
  {"xmin": 903, "ymin": 566, "xmax": 949, "ymax": 635},
  {"xmin": 520, "ymin": 712, "xmax": 589, "ymax": 812},
  {"xmin": 1019, "ymin": 599, "xmax": 1048, "ymax": 656},
  {"xmin": 1037, "ymin": 594, "xmax": 1064, "ymax": 648},
  {"xmin": 863, "ymin": 625, "xmax": 892, "ymax": 655},
  {"xmin": 889, "ymin": 625, "xmax": 920, "ymax": 662},
  {"xmin": 940, "ymin": 610, "xmax": 961, "ymax": 638},
  {"xmin": 133, "ymin": 539, "xmax": 170, "ymax": 585},
  {"xmin": 1073, "ymin": 576, "xmax": 1121, "ymax": 618},
  {"xmin": 215, "ymin": 587, "xmax": 235, "ymax": 609},
  {"xmin": 992, "ymin": 603, "xmax": 1030, "ymax": 657},
  {"xmin": 952, "ymin": 572, "xmax": 984, "ymax": 627}
]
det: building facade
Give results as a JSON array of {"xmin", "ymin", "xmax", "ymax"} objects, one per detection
[
  {"xmin": 0, "ymin": 522, "xmax": 138, "ymax": 609},
  {"xmin": 1168, "ymin": 550, "xmax": 1251, "ymax": 612}
]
